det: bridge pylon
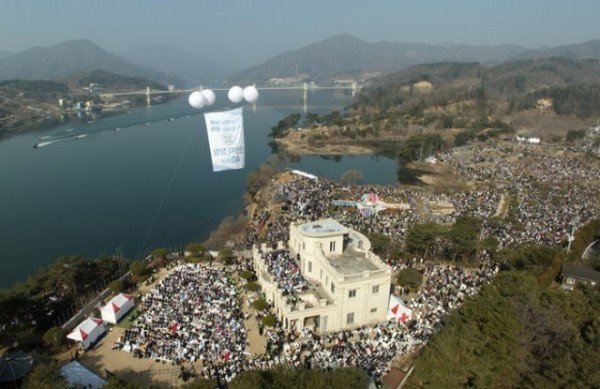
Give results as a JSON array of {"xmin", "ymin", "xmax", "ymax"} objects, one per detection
[{"xmin": 146, "ymin": 87, "xmax": 151, "ymax": 106}]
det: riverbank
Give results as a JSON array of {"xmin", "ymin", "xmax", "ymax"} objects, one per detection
[{"xmin": 272, "ymin": 125, "xmax": 405, "ymax": 156}]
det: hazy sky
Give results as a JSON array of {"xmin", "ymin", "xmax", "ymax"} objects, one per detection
[{"xmin": 2, "ymin": 0, "xmax": 599, "ymax": 67}]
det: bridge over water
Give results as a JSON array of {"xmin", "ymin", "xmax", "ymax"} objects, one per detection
[{"xmin": 99, "ymin": 82, "xmax": 360, "ymax": 112}]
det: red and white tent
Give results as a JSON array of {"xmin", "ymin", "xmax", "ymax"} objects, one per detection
[
  {"xmin": 100, "ymin": 293, "xmax": 134, "ymax": 324},
  {"xmin": 387, "ymin": 295, "xmax": 412, "ymax": 324},
  {"xmin": 66, "ymin": 318, "xmax": 106, "ymax": 350}
]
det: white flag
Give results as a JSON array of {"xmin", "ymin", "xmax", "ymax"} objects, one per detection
[
  {"xmin": 204, "ymin": 107, "xmax": 245, "ymax": 172},
  {"xmin": 387, "ymin": 294, "xmax": 412, "ymax": 324}
]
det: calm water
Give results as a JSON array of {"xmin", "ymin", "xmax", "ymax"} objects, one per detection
[{"xmin": 0, "ymin": 90, "xmax": 399, "ymax": 287}]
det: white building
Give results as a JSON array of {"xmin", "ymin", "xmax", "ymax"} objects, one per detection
[
  {"xmin": 254, "ymin": 219, "xmax": 392, "ymax": 333},
  {"xmin": 100, "ymin": 293, "xmax": 135, "ymax": 324},
  {"xmin": 66, "ymin": 318, "xmax": 106, "ymax": 350}
]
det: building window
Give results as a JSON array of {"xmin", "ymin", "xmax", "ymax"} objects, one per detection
[
  {"xmin": 329, "ymin": 241, "xmax": 336, "ymax": 252},
  {"xmin": 567, "ymin": 277, "xmax": 575, "ymax": 284},
  {"xmin": 357, "ymin": 240, "xmax": 363, "ymax": 249},
  {"xmin": 349, "ymin": 289, "xmax": 356, "ymax": 298},
  {"xmin": 308, "ymin": 261, "xmax": 312, "ymax": 272},
  {"xmin": 370, "ymin": 307, "xmax": 377, "ymax": 314},
  {"xmin": 302, "ymin": 242, "xmax": 305, "ymax": 251},
  {"xmin": 372, "ymin": 285, "xmax": 379, "ymax": 294},
  {"xmin": 347, "ymin": 312, "xmax": 354, "ymax": 324},
  {"xmin": 331, "ymin": 283, "xmax": 335, "ymax": 293},
  {"xmin": 320, "ymin": 269, "xmax": 323, "ymax": 279}
]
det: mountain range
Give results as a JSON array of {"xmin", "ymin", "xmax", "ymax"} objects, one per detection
[
  {"xmin": 514, "ymin": 39, "xmax": 600, "ymax": 60},
  {"xmin": 0, "ymin": 39, "xmax": 159, "ymax": 82},
  {"xmin": 1, "ymin": 35, "xmax": 599, "ymax": 87},
  {"xmin": 230, "ymin": 34, "xmax": 530, "ymax": 84},
  {"xmin": 231, "ymin": 34, "xmax": 600, "ymax": 85},
  {"xmin": 118, "ymin": 44, "xmax": 236, "ymax": 86}
]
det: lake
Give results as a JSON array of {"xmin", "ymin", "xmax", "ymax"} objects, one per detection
[{"xmin": 0, "ymin": 90, "xmax": 400, "ymax": 287}]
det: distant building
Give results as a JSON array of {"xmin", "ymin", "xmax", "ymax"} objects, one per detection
[
  {"xmin": 516, "ymin": 133, "xmax": 540, "ymax": 144},
  {"xmin": 254, "ymin": 219, "xmax": 392, "ymax": 333},
  {"xmin": 561, "ymin": 264, "xmax": 600, "ymax": 290}
]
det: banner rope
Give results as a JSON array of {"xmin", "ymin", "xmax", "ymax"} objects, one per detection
[{"xmin": 136, "ymin": 118, "xmax": 201, "ymax": 259}]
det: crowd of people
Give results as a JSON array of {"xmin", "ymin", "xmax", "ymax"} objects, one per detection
[
  {"xmin": 114, "ymin": 265, "xmax": 248, "ymax": 369},
  {"xmin": 112, "ymin": 142, "xmax": 598, "ymax": 386},
  {"xmin": 261, "ymin": 249, "xmax": 309, "ymax": 295},
  {"xmin": 241, "ymin": 258, "xmax": 498, "ymax": 386}
]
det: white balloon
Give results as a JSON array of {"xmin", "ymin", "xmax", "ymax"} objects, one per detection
[
  {"xmin": 188, "ymin": 91, "xmax": 206, "ymax": 109},
  {"xmin": 228, "ymin": 86, "xmax": 244, "ymax": 103},
  {"xmin": 201, "ymin": 89, "xmax": 216, "ymax": 106},
  {"xmin": 243, "ymin": 85, "xmax": 259, "ymax": 103}
]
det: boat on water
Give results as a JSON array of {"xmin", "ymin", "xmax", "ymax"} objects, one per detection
[
  {"xmin": 168, "ymin": 118, "xmax": 175, "ymax": 122},
  {"xmin": 65, "ymin": 128, "xmax": 74, "ymax": 132},
  {"xmin": 114, "ymin": 127, "xmax": 122, "ymax": 132},
  {"xmin": 33, "ymin": 139, "xmax": 60, "ymax": 148},
  {"xmin": 74, "ymin": 134, "xmax": 88, "ymax": 140}
]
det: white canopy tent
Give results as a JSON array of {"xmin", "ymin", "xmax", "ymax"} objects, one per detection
[
  {"xmin": 66, "ymin": 318, "xmax": 106, "ymax": 350},
  {"xmin": 100, "ymin": 293, "xmax": 134, "ymax": 324}
]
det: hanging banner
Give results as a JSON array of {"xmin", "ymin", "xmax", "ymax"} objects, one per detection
[
  {"xmin": 204, "ymin": 107, "xmax": 245, "ymax": 172},
  {"xmin": 387, "ymin": 295, "xmax": 412, "ymax": 324}
]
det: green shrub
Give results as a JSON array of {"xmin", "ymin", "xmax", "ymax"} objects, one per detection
[
  {"xmin": 108, "ymin": 279, "xmax": 125, "ymax": 293},
  {"xmin": 43, "ymin": 326, "xmax": 67, "ymax": 348},
  {"xmin": 262, "ymin": 315, "xmax": 277, "ymax": 327},
  {"xmin": 246, "ymin": 282, "xmax": 260, "ymax": 292},
  {"xmin": 240, "ymin": 270, "xmax": 254, "ymax": 280},
  {"xmin": 397, "ymin": 268, "xmax": 423, "ymax": 290},
  {"xmin": 252, "ymin": 298, "xmax": 268, "ymax": 311}
]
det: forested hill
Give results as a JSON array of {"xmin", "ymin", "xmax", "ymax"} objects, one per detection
[
  {"xmin": 353, "ymin": 58, "xmax": 600, "ymax": 120},
  {"xmin": 231, "ymin": 33, "xmax": 528, "ymax": 85},
  {"xmin": 515, "ymin": 39, "xmax": 600, "ymax": 61},
  {"xmin": 0, "ymin": 39, "xmax": 159, "ymax": 81},
  {"xmin": 61, "ymin": 70, "xmax": 166, "ymax": 91}
]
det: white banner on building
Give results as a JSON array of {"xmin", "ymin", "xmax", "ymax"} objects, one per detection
[{"xmin": 204, "ymin": 107, "xmax": 245, "ymax": 172}]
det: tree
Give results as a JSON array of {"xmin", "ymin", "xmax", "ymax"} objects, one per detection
[
  {"xmin": 340, "ymin": 170, "xmax": 364, "ymax": 185},
  {"xmin": 229, "ymin": 369, "xmax": 273, "ymax": 389},
  {"xmin": 262, "ymin": 315, "xmax": 277, "ymax": 327},
  {"xmin": 566, "ymin": 129, "xmax": 586, "ymax": 143},
  {"xmin": 398, "ymin": 134, "xmax": 445, "ymax": 161},
  {"xmin": 104, "ymin": 377, "xmax": 143, "ymax": 389},
  {"xmin": 181, "ymin": 378, "xmax": 218, "ymax": 389},
  {"xmin": 497, "ymin": 244, "xmax": 559, "ymax": 277},
  {"xmin": 302, "ymin": 112, "xmax": 321, "ymax": 127},
  {"xmin": 129, "ymin": 260, "xmax": 147, "ymax": 277},
  {"xmin": 151, "ymin": 248, "xmax": 168, "ymax": 262},
  {"xmin": 448, "ymin": 215, "xmax": 482, "ymax": 261},
  {"xmin": 43, "ymin": 326, "xmax": 67, "ymax": 348},
  {"xmin": 246, "ymin": 282, "xmax": 260, "ymax": 292},
  {"xmin": 218, "ymin": 248, "xmax": 236, "ymax": 265},
  {"xmin": 108, "ymin": 278, "xmax": 125, "ymax": 293},
  {"xmin": 269, "ymin": 113, "xmax": 302, "ymax": 138},
  {"xmin": 366, "ymin": 232, "xmax": 391, "ymax": 257},
  {"xmin": 252, "ymin": 298, "xmax": 268, "ymax": 311},
  {"xmin": 22, "ymin": 362, "xmax": 67, "ymax": 389},
  {"xmin": 397, "ymin": 268, "xmax": 423, "ymax": 290},
  {"xmin": 185, "ymin": 242, "xmax": 204, "ymax": 257},
  {"xmin": 405, "ymin": 222, "xmax": 447, "ymax": 256},
  {"xmin": 324, "ymin": 367, "xmax": 370, "ymax": 389}
]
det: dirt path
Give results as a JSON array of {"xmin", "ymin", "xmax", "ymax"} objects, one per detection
[{"xmin": 494, "ymin": 193, "xmax": 509, "ymax": 218}]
